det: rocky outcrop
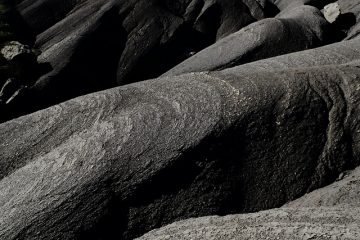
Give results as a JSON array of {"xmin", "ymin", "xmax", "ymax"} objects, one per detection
[
  {"xmin": 1, "ymin": 1, "xmax": 360, "ymax": 239},
  {"xmin": 140, "ymin": 129, "xmax": 360, "ymax": 240},
  {"xmin": 338, "ymin": 0, "xmax": 360, "ymax": 40},
  {"xmin": 268, "ymin": 0, "xmax": 332, "ymax": 11},
  {"xmin": 0, "ymin": 0, "xmax": 352, "ymax": 121},
  {"xmin": 11, "ymin": 0, "xmax": 272, "ymax": 117},
  {"xmin": 0, "ymin": 0, "xmax": 34, "ymax": 44},
  {"xmin": 164, "ymin": 5, "xmax": 335, "ymax": 76},
  {"xmin": 222, "ymin": 38, "xmax": 360, "ymax": 74},
  {"xmin": 0, "ymin": 2, "xmax": 48, "ymax": 121},
  {"xmin": 138, "ymin": 208, "xmax": 360, "ymax": 239},
  {"xmin": 286, "ymin": 167, "xmax": 360, "ymax": 208},
  {"xmin": 138, "ymin": 166, "xmax": 360, "ymax": 239},
  {"xmin": 0, "ymin": 37, "xmax": 359, "ymax": 238}
]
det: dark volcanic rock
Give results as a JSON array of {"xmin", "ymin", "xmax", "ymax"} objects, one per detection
[
  {"xmin": 222, "ymin": 38, "xmax": 360, "ymax": 74},
  {"xmin": 338, "ymin": 0, "xmax": 360, "ymax": 39},
  {"xmin": 138, "ymin": 167, "xmax": 360, "ymax": 239},
  {"xmin": 190, "ymin": 0, "xmax": 277, "ymax": 42},
  {"xmin": 164, "ymin": 5, "xmax": 335, "ymax": 76},
  {"xmin": 138, "ymin": 207, "xmax": 360, "ymax": 239},
  {"xmin": 0, "ymin": 38, "xmax": 359, "ymax": 238},
  {"xmin": 0, "ymin": 0, "xmax": 37, "ymax": 87},
  {"xmin": 1, "ymin": 1, "xmax": 360, "ymax": 239},
  {"xmin": 269, "ymin": 0, "xmax": 333, "ymax": 11},
  {"xmin": 286, "ymin": 166, "xmax": 360, "ymax": 208},
  {"xmin": 9, "ymin": 0, "xmax": 270, "ymax": 118},
  {"xmin": 16, "ymin": 0, "xmax": 86, "ymax": 35},
  {"xmin": 0, "ymin": 2, "xmax": 49, "ymax": 121},
  {"xmin": 0, "ymin": 0, "xmax": 34, "ymax": 44}
]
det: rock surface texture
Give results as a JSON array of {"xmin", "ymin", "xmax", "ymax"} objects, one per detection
[
  {"xmin": 11, "ymin": 0, "xmax": 274, "ymax": 116},
  {"xmin": 164, "ymin": 5, "xmax": 337, "ymax": 76},
  {"xmin": 139, "ymin": 167, "xmax": 360, "ymax": 239},
  {"xmin": 0, "ymin": 0, "xmax": 360, "ymax": 239}
]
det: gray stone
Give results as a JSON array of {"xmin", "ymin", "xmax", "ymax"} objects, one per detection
[
  {"xmin": 324, "ymin": 2, "xmax": 341, "ymax": 23},
  {"xmin": 1, "ymin": 1, "xmax": 360, "ymax": 239},
  {"xmin": 0, "ymin": 41, "xmax": 31, "ymax": 61},
  {"xmin": 138, "ymin": 166, "xmax": 360, "ymax": 239},
  {"xmin": 164, "ymin": 6, "xmax": 335, "ymax": 76},
  {"xmin": 338, "ymin": 0, "xmax": 360, "ymax": 40},
  {"xmin": 268, "ymin": 0, "xmax": 333, "ymax": 11},
  {"xmin": 4, "ymin": 0, "xmax": 275, "ymax": 119},
  {"xmin": 138, "ymin": 208, "xmax": 360, "ymax": 239},
  {"xmin": 0, "ymin": 39, "xmax": 360, "ymax": 238}
]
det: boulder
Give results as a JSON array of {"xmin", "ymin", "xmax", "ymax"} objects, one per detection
[
  {"xmin": 0, "ymin": 4, "xmax": 50, "ymax": 121},
  {"xmin": 323, "ymin": 2, "xmax": 341, "ymax": 23},
  {"xmin": 1, "ymin": 41, "xmax": 31, "ymax": 61}
]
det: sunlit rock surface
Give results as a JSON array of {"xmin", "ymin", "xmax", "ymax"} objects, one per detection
[{"xmin": 0, "ymin": 0, "xmax": 360, "ymax": 239}]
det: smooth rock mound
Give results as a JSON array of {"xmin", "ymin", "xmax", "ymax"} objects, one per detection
[
  {"xmin": 138, "ymin": 207, "xmax": 360, "ymax": 239},
  {"xmin": 139, "ymin": 166, "xmax": 360, "ymax": 239},
  {"xmin": 0, "ymin": 41, "xmax": 359, "ymax": 238},
  {"xmin": 164, "ymin": 5, "xmax": 335, "ymax": 76},
  {"xmin": 1, "ymin": 0, "xmax": 275, "ymax": 120},
  {"xmin": 0, "ymin": 1, "xmax": 360, "ymax": 239}
]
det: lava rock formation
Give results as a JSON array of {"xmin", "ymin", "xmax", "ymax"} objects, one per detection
[{"xmin": 0, "ymin": 0, "xmax": 360, "ymax": 239}]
